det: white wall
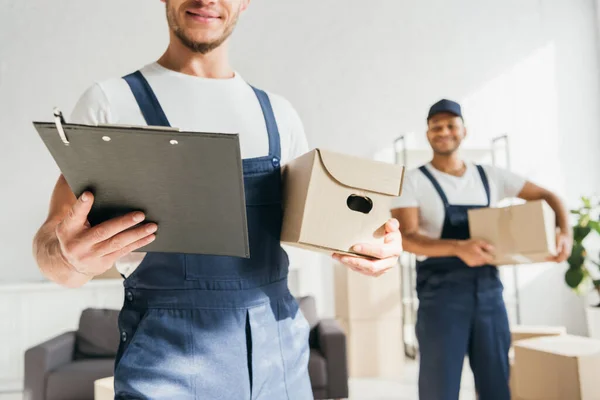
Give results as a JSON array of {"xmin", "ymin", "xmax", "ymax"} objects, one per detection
[
  {"xmin": 0, "ymin": 281, "xmax": 124, "ymax": 392},
  {"xmin": 2, "ymin": 1, "xmax": 600, "ymax": 333}
]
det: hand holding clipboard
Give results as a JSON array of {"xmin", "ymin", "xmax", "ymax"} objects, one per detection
[{"xmin": 34, "ymin": 109, "xmax": 250, "ymax": 258}]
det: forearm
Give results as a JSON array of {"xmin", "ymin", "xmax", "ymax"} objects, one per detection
[
  {"xmin": 32, "ymin": 220, "xmax": 91, "ymax": 288},
  {"xmin": 402, "ymin": 231, "xmax": 459, "ymax": 258},
  {"xmin": 542, "ymin": 192, "xmax": 571, "ymax": 235}
]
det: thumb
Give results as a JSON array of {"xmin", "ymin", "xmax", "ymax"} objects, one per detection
[
  {"xmin": 63, "ymin": 192, "xmax": 94, "ymax": 230},
  {"xmin": 556, "ymin": 236, "xmax": 566, "ymax": 253},
  {"xmin": 385, "ymin": 218, "xmax": 400, "ymax": 233}
]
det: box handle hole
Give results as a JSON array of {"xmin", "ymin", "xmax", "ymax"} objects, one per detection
[{"xmin": 347, "ymin": 195, "xmax": 373, "ymax": 214}]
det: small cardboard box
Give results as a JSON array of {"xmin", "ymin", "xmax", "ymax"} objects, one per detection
[
  {"xmin": 337, "ymin": 318, "xmax": 405, "ymax": 378},
  {"xmin": 281, "ymin": 149, "xmax": 405, "ymax": 256},
  {"xmin": 334, "ymin": 263, "xmax": 401, "ymax": 319},
  {"xmin": 514, "ymin": 335, "xmax": 600, "ymax": 400},
  {"xmin": 511, "ymin": 324, "xmax": 567, "ymax": 344},
  {"xmin": 468, "ymin": 200, "xmax": 557, "ymax": 265}
]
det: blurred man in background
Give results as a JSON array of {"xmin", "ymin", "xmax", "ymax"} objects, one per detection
[{"xmin": 391, "ymin": 99, "xmax": 571, "ymax": 400}]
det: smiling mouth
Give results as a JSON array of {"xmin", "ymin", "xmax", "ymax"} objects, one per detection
[{"xmin": 186, "ymin": 10, "xmax": 221, "ymax": 22}]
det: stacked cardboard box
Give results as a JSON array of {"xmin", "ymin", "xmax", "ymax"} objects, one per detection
[
  {"xmin": 511, "ymin": 325, "xmax": 567, "ymax": 344},
  {"xmin": 94, "ymin": 376, "xmax": 114, "ymax": 400},
  {"xmin": 513, "ymin": 335, "xmax": 600, "ymax": 399},
  {"xmin": 509, "ymin": 325, "xmax": 566, "ymax": 399},
  {"xmin": 334, "ymin": 263, "xmax": 404, "ymax": 378}
]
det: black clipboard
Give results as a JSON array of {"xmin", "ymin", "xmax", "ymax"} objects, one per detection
[{"xmin": 33, "ymin": 109, "xmax": 250, "ymax": 258}]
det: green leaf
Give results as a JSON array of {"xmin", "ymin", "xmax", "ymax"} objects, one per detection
[
  {"xmin": 583, "ymin": 197, "xmax": 592, "ymax": 208},
  {"xmin": 565, "ymin": 267, "xmax": 586, "ymax": 289},
  {"xmin": 581, "ymin": 215, "xmax": 591, "ymax": 227},
  {"xmin": 571, "ymin": 210, "xmax": 581, "ymax": 215},
  {"xmin": 568, "ymin": 243, "xmax": 586, "ymax": 269},
  {"xmin": 589, "ymin": 220, "xmax": 600, "ymax": 236},
  {"xmin": 593, "ymin": 279, "xmax": 600, "ymax": 287},
  {"xmin": 573, "ymin": 226, "xmax": 591, "ymax": 243}
]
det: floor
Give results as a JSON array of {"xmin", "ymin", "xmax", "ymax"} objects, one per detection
[
  {"xmin": 348, "ymin": 359, "xmax": 476, "ymax": 400},
  {"xmin": 0, "ymin": 360, "xmax": 476, "ymax": 400}
]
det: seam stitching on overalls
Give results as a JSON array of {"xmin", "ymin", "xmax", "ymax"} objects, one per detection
[
  {"xmin": 276, "ymin": 301, "xmax": 291, "ymax": 400},
  {"xmin": 188, "ymin": 309, "xmax": 197, "ymax": 397}
]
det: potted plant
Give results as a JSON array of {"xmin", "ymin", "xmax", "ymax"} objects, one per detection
[{"xmin": 564, "ymin": 196, "xmax": 600, "ymax": 338}]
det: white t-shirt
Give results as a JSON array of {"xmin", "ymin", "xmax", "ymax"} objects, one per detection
[
  {"xmin": 392, "ymin": 162, "xmax": 526, "ymax": 240},
  {"xmin": 69, "ymin": 62, "xmax": 309, "ymax": 277}
]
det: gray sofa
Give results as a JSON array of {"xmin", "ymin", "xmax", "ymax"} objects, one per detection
[{"xmin": 24, "ymin": 297, "xmax": 348, "ymax": 400}]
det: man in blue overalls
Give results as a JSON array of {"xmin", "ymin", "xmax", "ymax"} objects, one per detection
[
  {"xmin": 32, "ymin": 0, "xmax": 403, "ymax": 398},
  {"xmin": 391, "ymin": 99, "xmax": 572, "ymax": 400}
]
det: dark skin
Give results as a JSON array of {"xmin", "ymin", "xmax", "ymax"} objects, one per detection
[{"xmin": 391, "ymin": 112, "xmax": 572, "ymax": 267}]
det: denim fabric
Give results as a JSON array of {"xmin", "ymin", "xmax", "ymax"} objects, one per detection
[{"xmin": 112, "ymin": 71, "xmax": 313, "ymax": 399}]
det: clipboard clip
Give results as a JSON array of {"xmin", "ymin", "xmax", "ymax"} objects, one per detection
[{"xmin": 53, "ymin": 107, "xmax": 70, "ymax": 146}]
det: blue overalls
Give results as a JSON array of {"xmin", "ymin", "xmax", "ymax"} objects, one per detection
[
  {"xmin": 112, "ymin": 71, "xmax": 313, "ymax": 399},
  {"xmin": 415, "ymin": 165, "xmax": 511, "ymax": 400}
]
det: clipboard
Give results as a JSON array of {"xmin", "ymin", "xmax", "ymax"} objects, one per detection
[{"xmin": 33, "ymin": 109, "xmax": 250, "ymax": 258}]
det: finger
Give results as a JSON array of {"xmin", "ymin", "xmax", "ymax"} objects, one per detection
[
  {"xmin": 556, "ymin": 248, "xmax": 569, "ymax": 263},
  {"xmin": 105, "ymin": 233, "xmax": 156, "ymax": 262},
  {"xmin": 352, "ymin": 242, "xmax": 401, "ymax": 259},
  {"xmin": 555, "ymin": 239, "xmax": 565, "ymax": 254},
  {"xmin": 373, "ymin": 269, "xmax": 389, "ymax": 277},
  {"xmin": 476, "ymin": 249, "xmax": 495, "ymax": 265},
  {"xmin": 61, "ymin": 192, "xmax": 94, "ymax": 231},
  {"xmin": 80, "ymin": 211, "xmax": 146, "ymax": 245},
  {"xmin": 476, "ymin": 240, "xmax": 495, "ymax": 253},
  {"xmin": 384, "ymin": 230, "xmax": 402, "ymax": 244},
  {"xmin": 95, "ymin": 223, "xmax": 158, "ymax": 256},
  {"xmin": 334, "ymin": 254, "xmax": 372, "ymax": 275},
  {"xmin": 339, "ymin": 255, "xmax": 396, "ymax": 273},
  {"xmin": 385, "ymin": 218, "xmax": 400, "ymax": 234}
]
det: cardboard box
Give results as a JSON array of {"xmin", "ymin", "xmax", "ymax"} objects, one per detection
[
  {"xmin": 281, "ymin": 149, "xmax": 404, "ymax": 256},
  {"xmin": 338, "ymin": 318, "xmax": 404, "ymax": 378},
  {"xmin": 509, "ymin": 355, "xmax": 517, "ymax": 399},
  {"xmin": 94, "ymin": 376, "xmax": 114, "ymax": 400},
  {"xmin": 511, "ymin": 324, "xmax": 567, "ymax": 344},
  {"xmin": 468, "ymin": 200, "xmax": 557, "ymax": 265},
  {"xmin": 514, "ymin": 335, "xmax": 600, "ymax": 399},
  {"xmin": 509, "ymin": 352, "xmax": 527, "ymax": 400},
  {"xmin": 334, "ymin": 263, "xmax": 401, "ymax": 319}
]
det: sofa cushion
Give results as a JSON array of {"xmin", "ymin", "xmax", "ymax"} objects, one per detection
[
  {"xmin": 308, "ymin": 349, "xmax": 328, "ymax": 389},
  {"xmin": 46, "ymin": 358, "xmax": 114, "ymax": 400},
  {"xmin": 76, "ymin": 308, "xmax": 120, "ymax": 358}
]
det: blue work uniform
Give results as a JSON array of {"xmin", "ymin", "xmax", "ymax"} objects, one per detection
[
  {"xmin": 415, "ymin": 165, "xmax": 511, "ymax": 400},
  {"xmin": 112, "ymin": 71, "xmax": 313, "ymax": 399}
]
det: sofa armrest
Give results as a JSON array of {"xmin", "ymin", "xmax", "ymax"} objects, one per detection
[
  {"xmin": 24, "ymin": 331, "xmax": 76, "ymax": 400},
  {"xmin": 316, "ymin": 319, "xmax": 349, "ymax": 399}
]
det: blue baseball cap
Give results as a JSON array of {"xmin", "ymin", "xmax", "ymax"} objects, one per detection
[{"xmin": 427, "ymin": 99, "xmax": 463, "ymax": 121}]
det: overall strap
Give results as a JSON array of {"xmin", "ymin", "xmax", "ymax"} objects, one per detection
[
  {"xmin": 419, "ymin": 165, "xmax": 450, "ymax": 207},
  {"xmin": 475, "ymin": 165, "xmax": 491, "ymax": 207},
  {"xmin": 123, "ymin": 71, "xmax": 171, "ymax": 127},
  {"xmin": 250, "ymin": 86, "xmax": 281, "ymax": 160}
]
